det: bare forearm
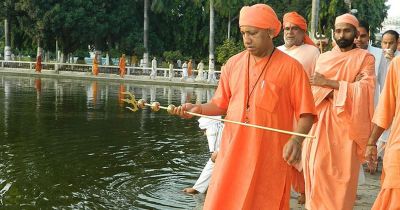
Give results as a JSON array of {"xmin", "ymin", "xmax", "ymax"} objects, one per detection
[
  {"xmin": 291, "ymin": 114, "xmax": 315, "ymax": 143},
  {"xmin": 324, "ymin": 79, "xmax": 339, "ymax": 90},
  {"xmin": 367, "ymin": 124, "xmax": 386, "ymax": 145},
  {"xmin": 199, "ymin": 102, "xmax": 227, "ymax": 116}
]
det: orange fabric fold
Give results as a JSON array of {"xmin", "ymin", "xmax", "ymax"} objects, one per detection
[
  {"xmin": 204, "ymin": 50, "xmax": 316, "ymax": 209},
  {"xmin": 283, "ymin": 12, "xmax": 316, "ymax": 47},
  {"xmin": 239, "ymin": 4, "xmax": 281, "ymax": 37},
  {"xmin": 303, "ymin": 46, "xmax": 375, "ymax": 210}
]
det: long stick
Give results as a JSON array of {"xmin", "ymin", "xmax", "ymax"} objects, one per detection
[{"xmin": 141, "ymin": 103, "xmax": 315, "ymax": 139}]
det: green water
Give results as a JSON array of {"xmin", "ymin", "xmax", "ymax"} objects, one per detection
[{"xmin": 0, "ymin": 75, "xmax": 215, "ymax": 209}]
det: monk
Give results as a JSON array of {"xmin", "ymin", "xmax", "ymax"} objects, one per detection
[
  {"xmin": 188, "ymin": 59, "xmax": 193, "ymax": 77},
  {"xmin": 278, "ymin": 12, "xmax": 319, "ymax": 78},
  {"xmin": 35, "ymin": 53, "xmax": 42, "ymax": 73},
  {"xmin": 365, "ymin": 56, "xmax": 400, "ymax": 210},
  {"xmin": 277, "ymin": 12, "xmax": 320, "ymax": 204},
  {"xmin": 119, "ymin": 54, "xmax": 126, "ymax": 78},
  {"xmin": 303, "ymin": 14, "xmax": 375, "ymax": 210},
  {"xmin": 171, "ymin": 4, "xmax": 316, "ymax": 209},
  {"xmin": 92, "ymin": 55, "xmax": 99, "ymax": 76}
]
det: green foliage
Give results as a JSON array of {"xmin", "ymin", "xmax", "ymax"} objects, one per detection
[
  {"xmin": 1, "ymin": 0, "xmax": 389, "ymax": 63},
  {"xmin": 216, "ymin": 39, "xmax": 243, "ymax": 64},
  {"xmin": 163, "ymin": 50, "xmax": 183, "ymax": 62}
]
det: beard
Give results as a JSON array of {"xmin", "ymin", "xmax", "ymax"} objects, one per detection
[{"xmin": 335, "ymin": 37, "xmax": 355, "ymax": 48}]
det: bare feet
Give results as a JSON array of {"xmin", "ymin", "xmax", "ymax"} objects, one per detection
[
  {"xmin": 298, "ymin": 193, "xmax": 306, "ymax": 205},
  {"xmin": 182, "ymin": 187, "xmax": 199, "ymax": 194}
]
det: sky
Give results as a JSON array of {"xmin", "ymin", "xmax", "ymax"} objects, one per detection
[{"xmin": 387, "ymin": 0, "xmax": 400, "ymax": 17}]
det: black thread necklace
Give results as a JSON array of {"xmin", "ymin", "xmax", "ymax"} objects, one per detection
[{"xmin": 246, "ymin": 48, "xmax": 275, "ymax": 110}]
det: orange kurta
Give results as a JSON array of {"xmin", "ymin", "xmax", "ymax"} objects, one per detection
[
  {"xmin": 119, "ymin": 56, "xmax": 126, "ymax": 77},
  {"xmin": 204, "ymin": 49, "xmax": 316, "ymax": 209},
  {"xmin": 278, "ymin": 44, "xmax": 320, "ymax": 195},
  {"xmin": 371, "ymin": 57, "xmax": 400, "ymax": 210},
  {"xmin": 188, "ymin": 60, "xmax": 193, "ymax": 76},
  {"xmin": 303, "ymin": 46, "xmax": 375, "ymax": 210},
  {"xmin": 277, "ymin": 44, "xmax": 320, "ymax": 78}
]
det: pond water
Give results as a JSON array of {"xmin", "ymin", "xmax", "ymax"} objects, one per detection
[{"xmin": 0, "ymin": 75, "xmax": 216, "ymax": 209}]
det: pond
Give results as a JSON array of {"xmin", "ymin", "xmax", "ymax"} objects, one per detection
[{"xmin": 0, "ymin": 75, "xmax": 216, "ymax": 209}]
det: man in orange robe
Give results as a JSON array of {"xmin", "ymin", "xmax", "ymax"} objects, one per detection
[
  {"xmin": 277, "ymin": 12, "xmax": 320, "ymax": 204},
  {"xmin": 172, "ymin": 4, "xmax": 316, "ymax": 209},
  {"xmin": 278, "ymin": 12, "xmax": 319, "ymax": 78},
  {"xmin": 35, "ymin": 53, "xmax": 42, "ymax": 73},
  {"xmin": 303, "ymin": 14, "xmax": 375, "ymax": 210},
  {"xmin": 92, "ymin": 54, "xmax": 99, "ymax": 76},
  {"xmin": 119, "ymin": 54, "xmax": 126, "ymax": 78},
  {"xmin": 365, "ymin": 56, "xmax": 400, "ymax": 210}
]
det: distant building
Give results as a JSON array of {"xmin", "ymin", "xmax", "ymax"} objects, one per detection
[{"xmin": 375, "ymin": 16, "xmax": 400, "ymax": 44}]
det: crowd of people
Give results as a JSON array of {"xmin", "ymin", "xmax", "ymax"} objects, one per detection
[
  {"xmin": 173, "ymin": 3, "xmax": 400, "ymax": 210},
  {"xmin": 87, "ymin": 52, "xmax": 219, "ymax": 83}
]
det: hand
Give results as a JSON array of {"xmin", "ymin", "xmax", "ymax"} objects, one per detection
[
  {"xmin": 170, "ymin": 103, "xmax": 201, "ymax": 119},
  {"xmin": 310, "ymin": 72, "xmax": 327, "ymax": 87},
  {"xmin": 283, "ymin": 138, "xmax": 302, "ymax": 165},
  {"xmin": 384, "ymin": 49, "xmax": 394, "ymax": 60},
  {"xmin": 211, "ymin": 151, "xmax": 218, "ymax": 163},
  {"xmin": 182, "ymin": 187, "xmax": 199, "ymax": 194},
  {"xmin": 365, "ymin": 145, "xmax": 378, "ymax": 174},
  {"xmin": 354, "ymin": 72, "xmax": 365, "ymax": 82}
]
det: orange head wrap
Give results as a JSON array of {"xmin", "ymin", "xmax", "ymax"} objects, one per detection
[
  {"xmin": 283, "ymin": 12, "xmax": 316, "ymax": 47},
  {"xmin": 335, "ymin": 13, "xmax": 359, "ymax": 28},
  {"xmin": 239, "ymin": 4, "xmax": 281, "ymax": 37}
]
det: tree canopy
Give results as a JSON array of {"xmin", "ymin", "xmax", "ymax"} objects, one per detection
[{"xmin": 0, "ymin": 0, "xmax": 388, "ymax": 63}]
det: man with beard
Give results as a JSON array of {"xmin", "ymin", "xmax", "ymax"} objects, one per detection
[
  {"xmin": 303, "ymin": 14, "xmax": 375, "ymax": 209},
  {"xmin": 171, "ymin": 4, "xmax": 316, "ymax": 209},
  {"xmin": 277, "ymin": 11, "xmax": 320, "ymax": 205}
]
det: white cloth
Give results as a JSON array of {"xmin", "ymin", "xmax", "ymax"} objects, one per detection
[
  {"xmin": 192, "ymin": 118, "xmax": 224, "ymax": 193},
  {"xmin": 182, "ymin": 62, "xmax": 188, "ymax": 78},
  {"xmin": 195, "ymin": 62, "xmax": 205, "ymax": 81},
  {"xmin": 168, "ymin": 63, "xmax": 174, "ymax": 80}
]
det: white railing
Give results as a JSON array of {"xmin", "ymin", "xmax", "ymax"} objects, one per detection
[{"xmin": 0, "ymin": 60, "xmax": 221, "ymax": 80}]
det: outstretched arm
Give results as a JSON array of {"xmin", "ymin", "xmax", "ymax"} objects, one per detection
[{"xmin": 171, "ymin": 102, "xmax": 227, "ymax": 119}]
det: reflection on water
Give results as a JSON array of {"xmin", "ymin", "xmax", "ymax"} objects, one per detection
[{"xmin": 0, "ymin": 75, "xmax": 215, "ymax": 209}]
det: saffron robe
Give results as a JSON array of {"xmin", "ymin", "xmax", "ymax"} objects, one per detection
[
  {"xmin": 371, "ymin": 57, "xmax": 400, "ymax": 210},
  {"xmin": 303, "ymin": 46, "xmax": 375, "ymax": 210},
  {"xmin": 277, "ymin": 44, "xmax": 320, "ymax": 78},
  {"xmin": 278, "ymin": 43, "xmax": 320, "ymax": 194},
  {"xmin": 204, "ymin": 49, "xmax": 316, "ymax": 209},
  {"xmin": 119, "ymin": 57, "xmax": 126, "ymax": 77}
]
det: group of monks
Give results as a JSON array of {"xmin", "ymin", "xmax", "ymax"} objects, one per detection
[{"xmin": 171, "ymin": 3, "xmax": 400, "ymax": 210}]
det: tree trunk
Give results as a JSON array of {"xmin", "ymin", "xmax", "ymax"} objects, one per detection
[
  {"xmin": 4, "ymin": 19, "xmax": 12, "ymax": 61},
  {"xmin": 143, "ymin": 0, "xmax": 149, "ymax": 67},
  {"xmin": 310, "ymin": 0, "xmax": 320, "ymax": 40},
  {"xmin": 227, "ymin": 11, "xmax": 231, "ymax": 40},
  {"xmin": 209, "ymin": 0, "xmax": 215, "ymax": 70}
]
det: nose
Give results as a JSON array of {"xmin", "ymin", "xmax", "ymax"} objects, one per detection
[{"xmin": 243, "ymin": 33, "xmax": 251, "ymax": 45}]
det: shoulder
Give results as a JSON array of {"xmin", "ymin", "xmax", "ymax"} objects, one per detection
[
  {"xmin": 274, "ymin": 49, "xmax": 305, "ymax": 73},
  {"xmin": 302, "ymin": 44, "xmax": 320, "ymax": 55}
]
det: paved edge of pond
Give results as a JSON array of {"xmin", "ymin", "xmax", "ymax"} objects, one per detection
[{"xmin": 0, "ymin": 68, "xmax": 218, "ymax": 88}]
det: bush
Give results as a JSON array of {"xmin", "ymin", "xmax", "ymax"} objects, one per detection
[
  {"xmin": 216, "ymin": 39, "xmax": 244, "ymax": 64},
  {"xmin": 163, "ymin": 50, "xmax": 182, "ymax": 62}
]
